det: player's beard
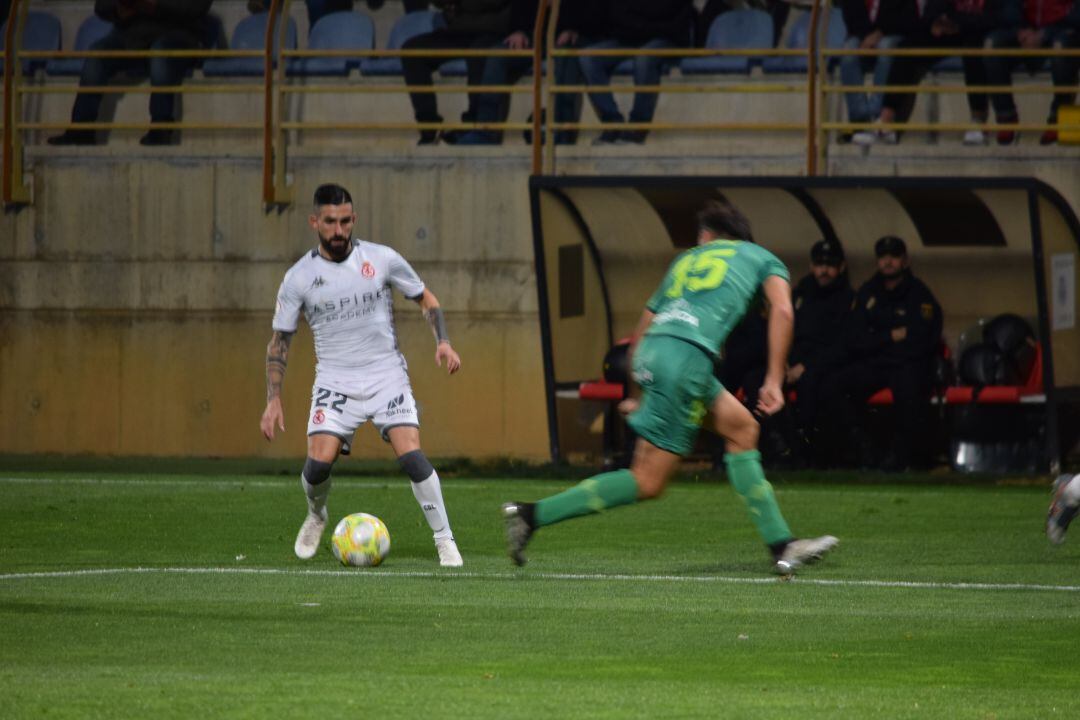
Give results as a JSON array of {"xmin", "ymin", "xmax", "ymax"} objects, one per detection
[{"xmin": 320, "ymin": 233, "xmax": 351, "ymax": 261}]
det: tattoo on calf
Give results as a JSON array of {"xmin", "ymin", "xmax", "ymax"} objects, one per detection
[{"xmin": 265, "ymin": 331, "xmax": 294, "ymax": 402}]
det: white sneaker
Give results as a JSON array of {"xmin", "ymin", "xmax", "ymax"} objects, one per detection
[
  {"xmin": 774, "ymin": 535, "xmax": 839, "ymax": 575},
  {"xmin": 294, "ymin": 511, "xmax": 326, "ymax": 559},
  {"xmin": 851, "ymin": 130, "xmax": 877, "ymax": 146},
  {"xmin": 435, "ymin": 537, "xmax": 463, "ymax": 567},
  {"xmin": 963, "ymin": 129, "xmax": 987, "ymax": 146},
  {"xmin": 1047, "ymin": 474, "xmax": 1080, "ymax": 545}
]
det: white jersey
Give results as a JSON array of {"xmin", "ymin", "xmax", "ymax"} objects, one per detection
[{"xmin": 272, "ymin": 240, "xmax": 425, "ymax": 388}]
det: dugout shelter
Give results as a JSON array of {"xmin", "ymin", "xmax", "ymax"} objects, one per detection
[{"xmin": 528, "ymin": 176, "xmax": 1080, "ymax": 472}]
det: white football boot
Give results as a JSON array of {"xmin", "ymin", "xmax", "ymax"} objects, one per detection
[
  {"xmin": 1047, "ymin": 474, "xmax": 1080, "ymax": 545},
  {"xmin": 435, "ymin": 537, "xmax": 463, "ymax": 567},
  {"xmin": 294, "ymin": 510, "xmax": 327, "ymax": 559},
  {"xmin": 774, "ymin": 535, "xmax": 839, "ymax": 575}
]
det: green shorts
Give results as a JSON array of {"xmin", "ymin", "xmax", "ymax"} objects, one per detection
[{"xmin": 627, "ymin": 334, "xmax": 723, "ymax": 456}]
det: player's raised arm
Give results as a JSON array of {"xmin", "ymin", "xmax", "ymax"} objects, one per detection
[
  {"xmin": 260, "ymin": 330, "xmax": 294, "ymax": 440},
  {"xmin": 416, "ymin": 288, "xmax": 461, "ymax": 375},
  {"xmin": 758, "ymin": 274, "xmax": 794, "ymax": 417}
]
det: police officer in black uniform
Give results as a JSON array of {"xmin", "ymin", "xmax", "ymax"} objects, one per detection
[
  {"xmin": 787, "ymin": 239, "xmax": 855, "ymax": 465},
  {"xmin": 824, "ymin": 236, "xmax": 943, "ymax": 470}
]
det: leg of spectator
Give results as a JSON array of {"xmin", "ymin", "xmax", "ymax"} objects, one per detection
[
  {"xmin": 459, "ymin": 52, "xmax": 528, "ymax": 144},
  {"xmin": 48, "ymin": 31, "xmax": 128, "ymax": 144},
  {"xmin": 145, "ymin": 32, "xmax": 200, "ymax": 145},
  {"xmin": 867, "ymin": 35, "xmax": 902, "ymax": 121},
  {"xmin": 461, "ymin": 34, "xmax": 502, "ymax": 125},
  {"xmin": 960, "ymin": 33, "xmax": 991, "ymax": 143},
  {"xmin": 579, "ymin": 39, "xmax": 626, "ymax": 141},
  {"xmin": 402, "ymin": 31, "xmax": 452, "ymax": 144},
  {"xmin": 552, "ymin": 36, "xmax": 591, "ymax": 145},
  {"xmin": 839, "ymin": 35, "xmax": 872, "ymax": 127},
  {"xmin": 625, "ymin": 38, "xmax": 675, "ymax": 143},
  {"xmin": 1045, "ymin": 28, "xmax": 1079, "ymax": 144},
  {"xmin": 985, "ymin": 29, "xmax": 1020, "ymax": 144}
]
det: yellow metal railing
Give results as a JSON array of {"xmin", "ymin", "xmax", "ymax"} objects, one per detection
[{"xmin": 4, "ymin": 0, "xmax": 1080, "ymax": 204}]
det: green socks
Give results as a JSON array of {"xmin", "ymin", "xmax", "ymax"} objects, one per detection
[
  {"xmin": 534, "ymin": 469, "xmax": 640, "ymax": 528},
  {"xmin": 724, "ymin": 450, "xmax": 793, "ymax": 545}
]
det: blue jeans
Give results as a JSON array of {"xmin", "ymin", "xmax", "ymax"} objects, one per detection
[
  {"xmin": 985, "ymin": 26, "xmax": 1079, "ymax": 122},
  {"xmin": 472, "ymin": 38, "xmax": 589, "ymax": 140},
  {"xmin": 579, "ymin": 37, "xmax": 675, "ymax": 124},
  {"xmin": 839, "ymin": 34, "xmax": 901, "ymax": 123}
]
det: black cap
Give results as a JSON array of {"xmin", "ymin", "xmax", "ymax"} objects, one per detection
[
  {"xmin": 810, "ymin": 239, "xmax": 845, "ymax": 266},
  {"xmin": 874, "ymin": 235, "xmax": 907, "ymax": 258}
]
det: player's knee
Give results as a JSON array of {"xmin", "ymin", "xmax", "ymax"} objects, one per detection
[
  {"xmin": 728, "ymin": 416, "xmax": 759, "ymax": 454},
  {"xmin": 632, "ymin": 470, "xmax": 666, "ymax": 500},
  {"xmin": 398, "ymin": 449, "xmax": 434, "ymax": 483},
  {"xmin": 302, "ymin": 457, "xmax": 333, "ymax": 485}
]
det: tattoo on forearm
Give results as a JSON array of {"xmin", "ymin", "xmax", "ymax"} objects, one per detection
[
  {"xmin": 265, "ymin": 331, "xmax": 294, "ymax": 402},
  {"xmin": 423, "ymin": 306, "xmax": 450, "ymax": 344}
]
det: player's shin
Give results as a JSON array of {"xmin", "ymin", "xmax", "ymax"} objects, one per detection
[
  {"xmin": 533, "ymin": 469, "xmax": 639, "ymax": 528},
  {"xmin": 724, "ymin": 450, "xmax": 793, "ymax": 545},
  {"xmin": 399, "ymin": 450, "xmax": 452, "ymax": 539},
  {"xmin": 301, "ymin": 457, "xmax": 333, "ymax": 520}
]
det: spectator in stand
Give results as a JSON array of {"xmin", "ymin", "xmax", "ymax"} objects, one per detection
[
  {"xmin": 853, "ymin": 0, "xmax": 1021, "ymax": 146},
  {"xmin": 985, "ymin": 0, "xmax": 1080, "ymax": 145},
  {"xmin": 455, "ymin": 0, "xmax": 607, "ymax": 145},
  {"xmin": 787, "ymin": 240, "xmax": 855, "ymax": 466},
  {"xmin": 47, "ymin": 0, "xmax": 215, "ymax": 147},
  {"xmin": 819, "ymin": 236, "xmax": 942, "ymax": 471},
  {"xmin": 697, "ymin": 0, "xmax": 791, "ymax": 47},
  {"xmin": 839, "ymin": 0, "xmax": 922, "ymax": 140},
  {"xmin": 581, "ymin": 0, "xmax": 695, "ymax": 145},
  {"xmin": 401, "ymin": 0, "xmax": 512, "ymax": 145}
]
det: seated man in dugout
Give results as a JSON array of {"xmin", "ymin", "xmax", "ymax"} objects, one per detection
[
  {"xmin": 48, "ymin": 0, "xmax": 215, "ymax": 147},
  {"xmin": 817, "ymin": 236, "xmax": 943, "ymax": 472},
  {"xmin": 852, "ymin": 0, "xmax": 1017, "ymax": 146},
  {"xmin": 984, "ymin": 0, "xmax": 1080, "ymax": 146}
]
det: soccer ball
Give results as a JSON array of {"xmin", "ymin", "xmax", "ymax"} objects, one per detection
[{"xmin": 331, "ymin": 513, "xmax": 391, "ymax": 567}]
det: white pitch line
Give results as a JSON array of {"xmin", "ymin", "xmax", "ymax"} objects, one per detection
[{"xmin": 0, "ymin": 566, "xmax": 1077, "ymax": 593}]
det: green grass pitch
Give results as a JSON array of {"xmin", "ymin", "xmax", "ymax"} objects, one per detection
[{"xmin": 1, "ymin": 468, "xmax": 1078, "ymax": 719}]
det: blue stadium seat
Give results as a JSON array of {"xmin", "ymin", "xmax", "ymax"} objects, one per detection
[
  {"xmin": 202, "ymin": 12, "xmax": 298, "ymax": 77},
  {"xmin": 288, "ymin": 10, "xmax": 373, "ymax": 76},
  {"xmin": 680, "ymin": 9, "xmax": 773, "ymax": 75},
  {"xmin": 361, "ymin": 10, "xmax": 444, "ymax": 76},
  {"xmin": 0, "ymin": 10, "xmax": 61, "ymax": 75},
  {"xmin": 762, "ymin": 8, "xmax": 846, "ymax": 74},
  {"xmin": 44, "ymin": 14, "xmax": 111, "ymax": 76}
]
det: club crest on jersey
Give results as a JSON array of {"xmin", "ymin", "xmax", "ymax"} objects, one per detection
[
  {"xmin": 361, "ymin": 261, "xmax": 375, "ymax": 278},
  {"xmin": 313, "ymin": 409, "xmax": 325, "ymax": 425}
]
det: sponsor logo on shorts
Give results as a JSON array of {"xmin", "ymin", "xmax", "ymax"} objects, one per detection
[
  {"xmin": 385, "ymin": 394, "xmax": 410, "ymax": 418},
  {"xmin": 312, "ymin": 409, "xmax": 325, "ymax": 425},
  {"xmin": 361, "ymin": 262, "xmax": 375, "ymax": 278}
]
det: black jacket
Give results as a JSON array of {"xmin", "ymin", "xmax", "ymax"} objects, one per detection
[
  {"xmin": 849, "ymin": 269, "xmax": 943, "ymax": 368},
  {"xmin": 436, "ymin": 0, "xmax": 512, "ymax": 34},
  {"xmin": 608, "ymin": 0, "xmax": 695, "ymax": 46},
  {"xmin": 509, "ymin": 0, "xmax": 607, "ymax": 37},
  {"xmin": 842, "ymin": 0, "xmax": 923, "ymax": 39},
  {"xmin": 790, "ymin": 271, "xmax": 855, "ymax": 372},
  {"xmin": 95, "ymin": 0, "xmax": 214, "ymax": 48}
]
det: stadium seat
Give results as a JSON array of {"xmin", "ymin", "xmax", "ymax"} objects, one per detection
[
  {"xmin": 202, "ymin": 12, "xmax": 298, "ymax": 77},
  {"xmin": 361, "ymin": 10, "xmax": 444, "ymax": 76},
  {"xmin": 44, "ymin": 14, "xmax": 111, "ymax": 76},
  {"xmin": 287, "ymin": 10, "xmax": 373, "ymax": 77},
  {"xmin": 680, "ymin": 9, "xmax": 773, "ymax": 75},
  {"xmin": 762, "ymin": 8, "xmax": 846, "ymax": 74},
  {"xmin": 0, "ymin": 10, "xmax": 61, "ymax": 76}
]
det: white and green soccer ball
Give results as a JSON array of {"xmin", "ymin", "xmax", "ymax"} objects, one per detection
[{"xmin": 331, "ymin": 513, "xmax": 391, "ymax": 567}]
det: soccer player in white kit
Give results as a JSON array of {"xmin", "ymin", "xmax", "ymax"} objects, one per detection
[{"xmin": 260, "ymin": 183, "xmax": 464, "ymax": 566}]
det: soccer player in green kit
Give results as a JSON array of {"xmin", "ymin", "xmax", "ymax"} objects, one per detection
[{"xmin": 503, "ymin": 198, "xmax": 838, "ymax": 575}]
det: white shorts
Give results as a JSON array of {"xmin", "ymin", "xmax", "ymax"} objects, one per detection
[{"xmin": 306, "ymin": 369, "xmax": 420, "ymax": 450}]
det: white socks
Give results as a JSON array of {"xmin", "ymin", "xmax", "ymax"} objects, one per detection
[
  {"xmin": 301, "ymin": 475, "xmax": 330, "ymax": 520},
  {"xmin": 411, "ymin": 470, "xmax": 453, "ymax": 540}
]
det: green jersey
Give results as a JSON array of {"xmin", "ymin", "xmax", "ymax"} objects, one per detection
[{"xmin": 644, "ymin": 239, "xmax": 789, "ymax": 357}]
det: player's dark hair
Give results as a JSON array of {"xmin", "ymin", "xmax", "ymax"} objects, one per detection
[
  {"xmin": 313, "ymin": 183, "xmax": 352, "ymax": 209},
  {"xmin": 697, "ymin": 196, "xmax": 753, "ymax": 243}
]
